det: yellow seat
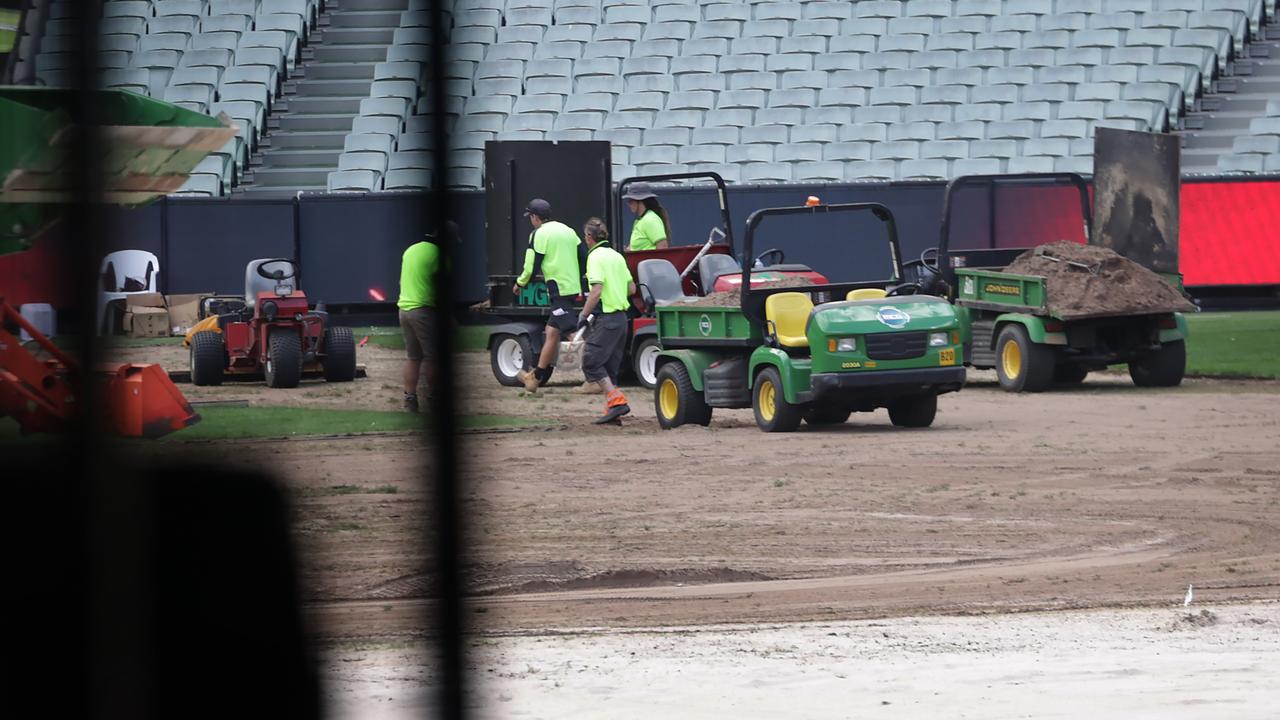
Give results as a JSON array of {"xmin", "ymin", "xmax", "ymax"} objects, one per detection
[
  {"xmin": 846, "ymin": 288, "xmax": 888, "ymax": 301},
  {"xmin": 764, "ymin": 292, "xmax": 814, "ymax": 348}
]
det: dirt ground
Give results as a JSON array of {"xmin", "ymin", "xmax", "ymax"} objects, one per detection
[{"xmin": 114, "ymin": 342, "xmax": 1280, "ymax": 712}]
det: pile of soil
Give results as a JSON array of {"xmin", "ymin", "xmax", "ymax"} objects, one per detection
[
  {"xmin": 677, "ymin": 276, "xmax": 818, "ymax": 307},
  {"xmin": 1002, "ymin": 241, "xmax": 1196, "ymax": 320}
]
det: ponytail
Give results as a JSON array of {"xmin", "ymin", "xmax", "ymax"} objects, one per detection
[
  {"xmin": 642, "ymin": 197, "xmax": 671, "ymax": 240},
  {"xmin": 584, "ymin": 217, "xmax": 609, "ymax": 244}
]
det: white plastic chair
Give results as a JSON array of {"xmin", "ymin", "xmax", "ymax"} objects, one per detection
[{"xmin": 98, "ymin": 250, "xmax": 159, "ymax": 335}]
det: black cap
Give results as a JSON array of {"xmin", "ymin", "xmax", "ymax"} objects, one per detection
[
  {"xmin": 523, "ymin": 198, "xmax": 552, "ymax": 219},
  {"xmin": 425, "ymin": 220, "xmax": 459, "ymax": 242}
]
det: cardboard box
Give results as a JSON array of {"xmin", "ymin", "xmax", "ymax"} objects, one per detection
[
  {"xmin": 165, "ymin": 293, "xmax": 211, "ymax": 335},
  {"xmin": 125, "ymin": 306, "xmax": 171, "ymax": 338},
  {"xmin": 125, "ymin": 292, "xmax": 166, "ymax": 309}
]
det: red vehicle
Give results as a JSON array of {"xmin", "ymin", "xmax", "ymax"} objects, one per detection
[{"xmin": 188, "ymin": 258, "xmax": 356, "ymax": 388}]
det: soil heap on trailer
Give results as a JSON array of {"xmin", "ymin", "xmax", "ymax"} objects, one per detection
[
  {"xmin": 652, "ymin": 200, "xmax": 966, "ymax": 433},
  {"xmin": 908, "ymin": 131, "xmax": 1194, "ymax": 393},
  {"xmin": 0, "ymin": 87, "xmax": 236, "ymax": 437}
]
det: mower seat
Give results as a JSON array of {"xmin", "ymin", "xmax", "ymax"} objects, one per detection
[
  {"xmin": 698, "ymin": 253, "xmax": 741, "ymax": 292},
  {"xmin": 765, "ymin": 292, "xmax": 813, "ymax": 348},
  {"xmin": 245, "ymin": 258, "xmax": 296, "ymax": 306},
  {"xmin": 847, "ymin": 288, "xmax": 888, "ymax": 301},
  {"xmin": 637, "ymin": 259, "xmax": 693, "ymax": 306}
]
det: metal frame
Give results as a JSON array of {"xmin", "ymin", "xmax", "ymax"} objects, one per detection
[
  {"xmin": 738, "ymin": 201, "xmax": 906, "ymax": 325},
  {"xmin": 615, "ymin": 171, "xmax": 737, "ymax": 261}
]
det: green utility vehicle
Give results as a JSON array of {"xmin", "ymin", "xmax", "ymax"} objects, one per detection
[
  {"xmin": 906, "ymin": 172, "xmax": 1191, "ymax": 393},
  {"xmin": 650, "ymin": 202, "xmax": 966, "ymax": 433}
]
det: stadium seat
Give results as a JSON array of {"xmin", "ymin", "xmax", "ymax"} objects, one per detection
[{"xmin": 326, "ymin": 170, "xmax": 379, "ymax": 192}]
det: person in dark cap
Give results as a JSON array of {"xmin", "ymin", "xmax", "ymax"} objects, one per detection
[
  {"xmin": 512, "ymin": 198, "xmax": 587, "ymax": 393},
  {"xmin": 622, "ymin": 182, "xmax": 671, "ymax": 252},
  {"xmin": 397, "ymin": 221, "xmax": 457, "ymax": 412}
]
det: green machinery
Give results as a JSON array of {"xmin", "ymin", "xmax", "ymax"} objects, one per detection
[
  {"xmin": 1, "ymin": 86, "xmax": 236, "ymax": 437},
  {"xmin": 651, "ymin": 201, "xmax": 966, "ymax": 433},
  {"xmin": 907, "ymin": 171, "xmax": 1191, "ymax": 393}
]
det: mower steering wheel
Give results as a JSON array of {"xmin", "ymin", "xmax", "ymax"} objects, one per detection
[
  {"xmin": 886, "ymin": 282, "xmax": 922, "ymax": 297},
  {"xmin": 753, "ymin": 248, "xmax": 785, "ymax": 269},
  {"xmin": 256, "ymin": 259, "xmax": 296, "ymax": 281}
]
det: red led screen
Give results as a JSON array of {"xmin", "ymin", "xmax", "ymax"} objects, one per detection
[{"xmin": 1180, "ymin": 180, "xmax": 1280, "ymax": 287}]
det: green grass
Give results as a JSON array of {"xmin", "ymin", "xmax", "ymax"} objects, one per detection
[{"xmin": 1185, "ymin": 311, "xmax": 1280, "ymax": 379}]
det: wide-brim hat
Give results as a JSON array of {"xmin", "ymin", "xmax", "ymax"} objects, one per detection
[{"xmin": 622, "ymin": 182, "xmax": 656, "ymax": 201}]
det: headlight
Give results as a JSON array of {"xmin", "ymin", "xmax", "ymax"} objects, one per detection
[
  {"xmin": 928, "ymin": 332, "xmax": 948, "ymax": 347},
  {"xmin": 835, "ymin": 337, "xmax": 858, "ymax": 352},
  {"xmin": 262, "ymin": 301, "xmax": 278, "ymax": 321}
]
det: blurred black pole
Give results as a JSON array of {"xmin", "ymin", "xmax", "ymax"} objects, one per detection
[{"xmin": 426, "ymin": 0, "xmax": 467, "ymax": 718}]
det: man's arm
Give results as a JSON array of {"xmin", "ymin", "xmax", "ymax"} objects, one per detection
[
  {"xmin": 514, "ymin": 230, "xmax": 544, "ymax": 290},
  {"xmin": 579, "ymin": 283, "xmax": 603, "ymax": 323}
]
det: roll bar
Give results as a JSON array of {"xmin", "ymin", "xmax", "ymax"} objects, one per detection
[{"xmin": 615, "ymin": 171, "xmax": 736, "ymax": 260}]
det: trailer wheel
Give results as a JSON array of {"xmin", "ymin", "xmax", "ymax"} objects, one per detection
[
  {"xmin": 265, "ymin": 328, "xmax": 303, "ymax": 388},
  {"xmin": 190, "ymin": 331, "xmax": 225, "ymax": 386},
  {"xmin": 322, "ymin": 326, "xmax": 357, "ymax": 382},
  {"xmin": 753, "ymin": 366, "xmax": 804, "ymax": 433},
  {"xmin": 888, "ymin": 393, "xmax": 938, "ymax": 428},
  {"xmin": 490, "ymin": 333, "xmax": 532, "ymax": 387},
  {"xmin": 631, "ymin": 336, "xmax": 661, "ymax": 389},
  {"xmin": 655, "ymin": 362, "xmax": 712, "ymax": 429},
  {"xmin": 1129, "ymin": 340, "xmax": 1186, "ymax": 388},
  {"xmin": 1053, "ymin": 362, "xmax": 1089, "ymax": 386},
  {"xmin": 804, "ymin": 406, "xmax": 851, "ymax": 426},
  {"xmin": 994, "ymin": 324, "xmax": 1054, "ymax": 393}
]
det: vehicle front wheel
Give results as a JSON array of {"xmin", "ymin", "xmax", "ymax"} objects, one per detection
[
  {"xmin": 190, "ymin": 330, "xmax": 225, "ymax": 386},
  {"xmin": 804, "ymin": 406, "xmax": 851, "ymax": 426},
  {"xmin": 888, "ymin": 393, "xmax": 938, "ymax": 428},
  {"xmin": 753, "ymin": 366, "xmax": 804, "ymax": 433},
  {"xmin": 654, "ymin": 361, "xmax": 712, "ymax": 429},
  {"xmin": 265, "ymin": 328, "xmax": 303, "ymax": 388},
  {"xmin": 322, "ymin": 326, "xmax": 357, "ymax": 382}
]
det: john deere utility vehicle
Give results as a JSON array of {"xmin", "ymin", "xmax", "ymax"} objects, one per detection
[
  {"xmin": 651, "ymin": 201, "xmax": 966, "ymax": 433},
  {"xmin": 1, "ymin": 87, "xmax": 237, "ymax": 437}
]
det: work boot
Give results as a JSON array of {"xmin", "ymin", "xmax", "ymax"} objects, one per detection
[
  {"xmin": 593, "ymin": 389, "xmax": 631, "ymax": 424},
  {"xmin": 517, "ymin": 368, "xmax": 540, "ymax": 393},
  {"xmin": 572, "ymin": 381, "xmax": 601, "ymax": 395},
  {"xmin": 403, "ymin": 392, "xmax": 419, "ymax": 413}
]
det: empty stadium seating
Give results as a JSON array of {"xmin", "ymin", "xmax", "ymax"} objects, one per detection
[{"xmin": 15, "ymin": 0, "xmax": 1280, "ymax": 190}]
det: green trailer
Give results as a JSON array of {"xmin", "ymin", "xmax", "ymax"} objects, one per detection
[
  {"xmin": 651, "ymin": 201, "xmax": 966, "ymax": 433},
  {"xmin": 907, "ymin": 172, "xmax": 1191, "ymax": 393}
]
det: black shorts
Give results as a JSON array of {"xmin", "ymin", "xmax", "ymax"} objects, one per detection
[
  {"xmin": 582, "ymin": 311, "xmax": 628, "ymax": 383},
  {"xmin": 546, "ymin": 281, "xmax": 577, "ymax": 333}
]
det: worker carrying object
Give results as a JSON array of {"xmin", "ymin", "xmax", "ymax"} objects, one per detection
[
  {"xmin": 514, "ymin": 198, "xmax": 586, "ymax": 393},
  {"xmin": 577, "ymin": 217, "xmax": 636, "ymax": 425},
  {"xmin": 622, "ymin": 182, "xmax": 671, "ymax": 252}
]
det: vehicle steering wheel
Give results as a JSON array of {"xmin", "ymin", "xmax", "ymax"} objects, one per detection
[
  {"xmin": 900, "ymin": 247, "xmax": 940, "ymax": 274},
  {"xmin": 256, "ymin": 259, "xmax": 296, "ymax": 281},
  {"xmin": 885, "ymin": 282, "xmax": 922, "ymax": 297},
  {"xmin": 753, "ymin": 248, "xmax": 785, "ymax": 268}
]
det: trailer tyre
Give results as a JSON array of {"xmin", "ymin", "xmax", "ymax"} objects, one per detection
[
  {"xmin": 753, "ymin": 366, "xmax": 804, "ymax": 433},
  {"xmin": 1129, "ymin": 340, "xmax": 1186, "ymax": 388},
  {"xmin": 490, "ymin": 333, "xmax": 532, "ymax": 387},
  {"xmin": 265, "ymin": 328, "xmax": 303, "ymax": 388},
  {"xmin": 888, "ymin": 393, "xmax": 938, "ymax": 428},
  {"xmin": 655, "ymin": 362, "xmax": 712, "ymax": 429},
  {"xmin": 804, "ymin": 406, "xmax": 851, "ymax": 426},
  {"xmin": 632, "ymin": 336, "xmax": 661, "ymax": 389},
  {"xmin": 995, "ymin": 324, "xmax": 1054, "ymax": 393},
  {"xmin": 322, "ymin": 326, "xmax": 357, "ymax": 382},
  {"xmin": 190, "ymin": 331, "xmax": 226, "ymax": 386}
]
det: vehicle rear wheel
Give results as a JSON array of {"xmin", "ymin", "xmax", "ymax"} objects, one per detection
[
  {"xmin": 1053, "ymin": 361, "xmax": 1089, "ymax": 386},
  {"xmin": 264, "ymin": 328, "xmax": 302, "ymax": 388},
  {"xmin": 1129, "ymin": 340, "xmax": 1186, "ymax": 387},
  {"xmin": 753, "ymin": 366, "xmax": 804, "ymax": 433},
  {"xmin": 190, "ymin": 330, "xmax": 225, "ymax": 386},
  {"xmin": 632, "ymin": 336, "xmax": 661, "ymax": 389},
  {"xmin": 888, "ymin": 393, "xmax": 937, "ymax": 428},
  {"xmin": 654, "ymin": 361, "xmax": 712, "ymax": 429},
  {"xmin": 804, "ymin": 406, "xmax": 851, "ymax": 426},
  {"xmin": 322, "ymin": 326, "xmax": 357, "ymax": 382},
  {"xmin": 490, "ymin": 333, "xmax": 532, "ymax": 387},
  {"xmin": 994, "ymin": 324, "xmax": 1054, "ymax": 393}
]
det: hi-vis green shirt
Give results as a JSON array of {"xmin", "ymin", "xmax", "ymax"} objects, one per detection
[
  {"xmin": 628, "ymin": 209, "xmax": 666, "ymax": 251},
  {"xmin": 397, "ymin": 240, "xmax": 439, "ymax": 310},
  {"xmin": 585, "ymin": 242, "xmax": 633, "ymax": 314},
  {"xmin": 516, "ymin": 220, "xmax": 583, "ymax": 296}
]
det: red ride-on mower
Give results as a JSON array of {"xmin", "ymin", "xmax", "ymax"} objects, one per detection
[{"xmin": 188, "ymin": 258, "xmax": 356, "ymax": 388}]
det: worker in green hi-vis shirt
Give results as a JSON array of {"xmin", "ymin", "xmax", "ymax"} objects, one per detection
[
  {"xmin": 622, "ymin": 182, "xmax": 672, "ymax": 252},
  {"xmin": 512, "ymin": 198, "xmax": 587, "ymax": 393},
  {"xmin": 576, "ymin": 217, "xmax": 637, "ymax": 425},
  {"xmin": 397, "ymin": 222, "xmax": 452, "ymax": 413}
]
